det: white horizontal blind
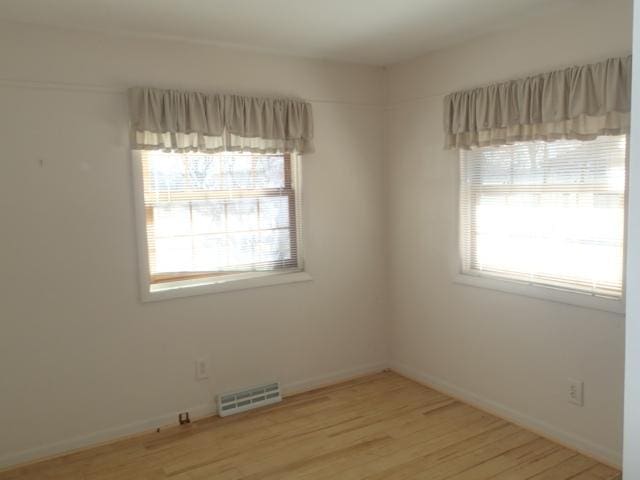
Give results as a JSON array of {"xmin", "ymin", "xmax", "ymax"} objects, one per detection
[
  {"xmin": 141, "ymin": 151, "xmax": 301, "ymax": 284},
  {"xmin": 460, "ymin": 135, "xmax": 626, "ymax": 298}
]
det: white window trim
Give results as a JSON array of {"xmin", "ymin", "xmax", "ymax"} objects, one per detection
[
  {"xmin": 453, "ymin": 271, "xmax": 625, "ymax": 315},
  {"xmin": 452, "ymin": 146, "xmax": 627, "ymax": 316},
  {"xmin": 131, "ymin": 150, "xmax": 310, "ymax": 302}
]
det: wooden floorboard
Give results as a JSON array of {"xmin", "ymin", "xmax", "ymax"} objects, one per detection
[{"xmin": 0, "ymin": 371, "xmax": 621, "ymax": 480}]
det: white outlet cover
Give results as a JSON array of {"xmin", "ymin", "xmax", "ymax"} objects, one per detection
[
  {"xmin": 195, "ymin": 357, "xmax": 209, "ymax": 380},
  {"xmin": 568, "ymin": 378, "xmax": 584, "ymax": 406}
]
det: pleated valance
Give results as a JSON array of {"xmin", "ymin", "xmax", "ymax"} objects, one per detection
[
  {"xmin": 443, "ymin": 55, "xmax": 631, "ymax": 150},
  {"xmin": 128, "ymin": 87, "xmax": 314, "ymax": 154}
]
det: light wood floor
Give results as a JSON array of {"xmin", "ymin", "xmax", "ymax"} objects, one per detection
[{"xmin": 0, "ymin": 371, "xmax": 621, "ymax": 480}]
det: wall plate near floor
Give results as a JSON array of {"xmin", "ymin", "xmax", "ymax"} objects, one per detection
[
  {"xmin": 195, "ymin": 356, "xmax": 209, "ymax": 380},
  {"xmin": 568, "ymin": 378, "xmax": 584, "ymax": 406}
]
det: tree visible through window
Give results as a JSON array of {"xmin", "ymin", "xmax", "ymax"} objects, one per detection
[
  {"xmin": 141, "ymin": 151, "xmax": 300, "ymax": 285},
  {"xmin": 459, "ymin": 135, "xmax": 626, "ymax": 298}
]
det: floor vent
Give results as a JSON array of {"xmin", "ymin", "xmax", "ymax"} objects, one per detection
[{"xmin": 217, "ymin": 382, "xmax": 282, "ymax": 417}]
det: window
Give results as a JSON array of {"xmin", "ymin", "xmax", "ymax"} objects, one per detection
[
  {"xmin": 134, "ymin": 150, "xmax": 306, "ymax": 299},
  {"xmin": 459, "ymin": 135, "xmax": 626, "ymax": 303}
]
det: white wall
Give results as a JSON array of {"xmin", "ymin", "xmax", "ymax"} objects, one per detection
[
  {"xmin": 624, "ymin": 0, "xmax": 640, "ymax": 476},
  {"xmin": 0, "ymin": 0, "xmax": 634, "ymax": 470},
  {"xmin": 386, "ymin": 0, "xmax": 632, "ymax": 467},
  {"xmin": 0, "ymin": 23, "xmax": 388, "ymax": 467}
]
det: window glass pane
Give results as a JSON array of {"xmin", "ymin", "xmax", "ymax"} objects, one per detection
[
  {"xmin": 191, "ymin": 200, "xmax": 226, "ymax": 234},
  {"xmin": 225, "ymin": 231, "xmax": 260, "ymax": 268},
  {"xmin": 460, "ymin": 135, "xmax": 626, "ymax": 297},
  {"xmin": 192, "ymin": 234, "xmax": 230, "ymax": 271},
  {"xmin": 153, "ymin": 204, "xmax": 191, "ymax": 236},
  {"xmin": 141, "ymin": 151, "xmax": 299, "ymax": 281},
  {"xmin": 226, "ymin": 198, "xmax": 259, "ymax": 231},
  {"xmin": 146, "ymin": 154, "xmax": 185, "ymax": 191},
  {"xmin": 144, "ymin": 151, "xmax": 288, "ymax": 193},
  {"xmin": 259, "ymin": 229, "xmax": 292, "ymax": 263},
  {"xmin": 254, "ymin": 155, "xmax": 286, "ymax": 188},
  {"xmin": 154, "ymin": 237, "xmax": 193, "ymax": 273},
  {"xmin": 259, "ymin": 196, "xmax": 290, "ymax": 229}
]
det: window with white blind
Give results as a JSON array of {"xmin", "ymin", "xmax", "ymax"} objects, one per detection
[
  {"xmin": 133, "ymin": 150, "xmax": 307, "ymax": 300},
  {"xmin": 459, "ymin": 135, "xmax": 626, "ymax": 305}
]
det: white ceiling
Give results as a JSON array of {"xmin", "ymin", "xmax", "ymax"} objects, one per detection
[{"xmin": 0, "ymin": 0, "xmax": 565, "ymax": 65}]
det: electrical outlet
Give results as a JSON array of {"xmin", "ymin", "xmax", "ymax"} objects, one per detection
[
  {"xmin": 195, "ymin": 357, "xmax": 209, "ymax": 380},
  {"xmin": 568, "ymin": 378, "xmax": 584, "ymax": 406}
]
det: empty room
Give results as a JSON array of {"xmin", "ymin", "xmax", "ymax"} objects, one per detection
[{"xmin": 2, "ymin": 0, "xmax": 640, "ymax": 478}]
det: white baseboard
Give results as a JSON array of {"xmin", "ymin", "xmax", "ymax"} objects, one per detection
[
  {"xmin": 0, "ymin": 361, "xmax": 388, "ymax": 471},
  {"xmin": 283, "ymin": 362, "xmax": 388, "ymax": 396},
  {"xmin": 390, "ymin": 361, "xmax": 622, "ymax": 468},
  {"xmin": 4, "ymin": 362, "xmax": 616, "ymax": 470},
  {"xmin": 0, "ymin": 403, "xmax": 216, "ymax": 470}
]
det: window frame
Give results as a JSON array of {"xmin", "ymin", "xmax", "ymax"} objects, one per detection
[
  {"xmin": 454, "ymin": 139, "xmax": 627, "ymax": 315},
  {"xmin": 131, "ymin": 150, "xmax": 311, "ymax": 302}
]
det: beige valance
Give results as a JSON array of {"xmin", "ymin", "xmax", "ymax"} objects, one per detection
[
  {"xmin": 443, "ymin": 55, "xmax": 631, "ymax": 150},
  {"xmin": 128, "ymin": 87, "xmax": 314, "ymax": 154}
]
